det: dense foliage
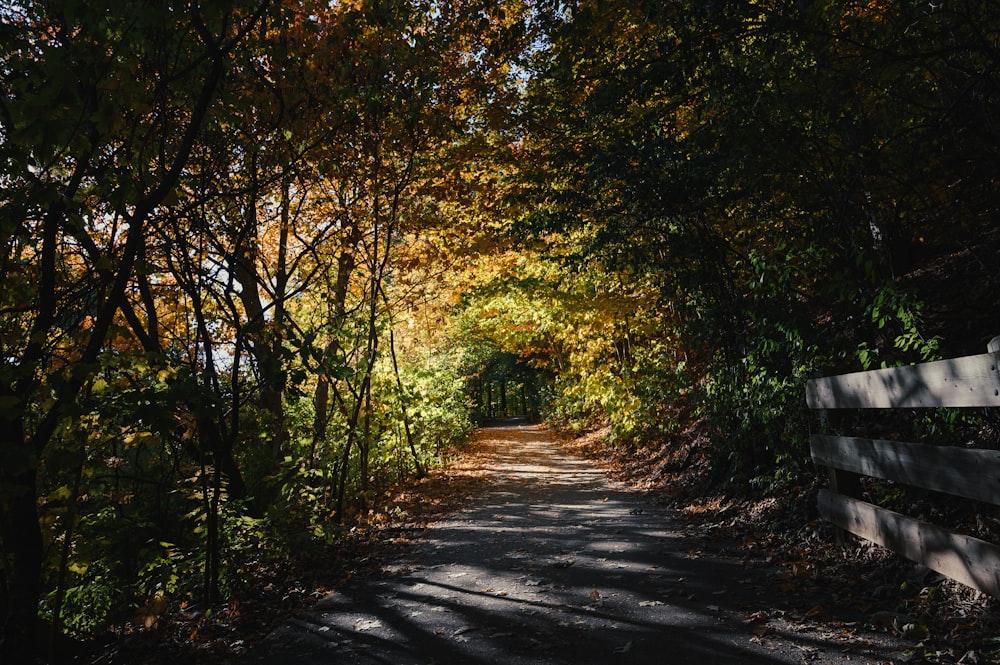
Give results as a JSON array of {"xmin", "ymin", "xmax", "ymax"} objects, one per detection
[
  {"xmin": 1, "ymin": 0, "xmax": 998, "ymax": 661},
  {"xmin": 0, "ymin": 0, "xmax": 527, "ymax": 659},
  {"xmin": 509, "ymin": 0, "xmax": 1000, "ymax": 478}
]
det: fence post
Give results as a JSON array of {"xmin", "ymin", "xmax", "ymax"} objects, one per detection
[{"xmin": 814, "ymin": 369, "xmax": 862, "ymax": 545}]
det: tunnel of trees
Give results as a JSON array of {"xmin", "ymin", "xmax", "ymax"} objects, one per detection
[
  {"xmin": 469, "ymin": 352, "xmax": 545, "ymax": 421},
  {"xmin": 2, "ymin": 0, "xmax": 999, "ymax": 661}
]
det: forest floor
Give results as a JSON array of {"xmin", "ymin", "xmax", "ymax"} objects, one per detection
[
  {"xmin": 230, "ymin": 421, "xmax": 976, "ymax": 665},
  {"xmin": 103, "ymin": 421, "xmax": 1000, "ymax": 665}
]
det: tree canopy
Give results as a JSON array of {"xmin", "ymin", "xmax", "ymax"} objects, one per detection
[{"xmin": 2, "ymin": 0, "xmax": 999, "ymax": 660}]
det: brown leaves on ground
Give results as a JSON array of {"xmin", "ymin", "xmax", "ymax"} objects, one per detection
[
  {"xmin": 96, "ymin": 433, "xmax": 504, "ymax": 665},
  {"xmin": 366, "ymin": 434, "xmax": 498, "ymax": 530},
  {"xmin": 101, "ymin": 423, "xmax": 1000, "ymax": 664},
  {"xmin": 558, "ymin": 421, "xmax": 1000, "ymax": 665}
]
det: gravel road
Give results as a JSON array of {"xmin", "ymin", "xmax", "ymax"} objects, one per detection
[{"xmin": 247, "ymin": 423, "xmax": 905, "ymax": 664}]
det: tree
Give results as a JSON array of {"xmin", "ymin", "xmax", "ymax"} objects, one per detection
[
  {"xmin": 0, "ymin": 1, "xmax": 270, "ymax": 657},
  {"xmin": 512, "ymin": 0, "xmax": 1000, "ymax": 481}
]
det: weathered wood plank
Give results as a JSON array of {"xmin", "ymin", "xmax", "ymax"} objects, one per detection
[
  {"xmin": 811, "ymin": 435, "xmax": 1000, "ymax": 506},
  {"xmin": 818, "ymin": 490, "xmax": 1000, "ymax": 598},
  {"xmin": 824, "ymin": 464, "xmax": 863, "ymax": 545},
  {"xmin": 806, "ymin": 352, "xmax": 1000, "ymax": 409}
]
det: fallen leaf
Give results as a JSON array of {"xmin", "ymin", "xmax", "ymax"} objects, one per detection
[
  {"xmin": 897, "ymin": 622, "xmax": 929, "ymax": 641},
  {"xmin": 804, "ymin": 604, "xmax": 826, "ymax": 619},
  {"xmin": 355, "ymin": 619, "xmax": 382, "ymax": 631},
  {"xmin": 639, "ymin": 600, "xmax": 664, "ymax": 607}
]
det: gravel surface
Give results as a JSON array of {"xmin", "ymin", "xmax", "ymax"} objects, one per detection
[{"xmin": 246, "ymin": 423, "xmax": 906, "ymax": 664}]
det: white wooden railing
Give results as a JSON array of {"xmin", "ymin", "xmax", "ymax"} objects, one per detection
[{"xmin": 806, "ymin": 336, "xmax": 1000, "ymax": 597}]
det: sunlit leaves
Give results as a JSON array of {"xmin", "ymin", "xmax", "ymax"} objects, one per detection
[{"xmin": 509, "ymin": 0, "xmax": 1000, "ymax": 482}]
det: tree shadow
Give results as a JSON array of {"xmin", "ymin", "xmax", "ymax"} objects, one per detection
[{"xmin": 246, "ymin": 426, "xmax": 906, "ymax": 664}]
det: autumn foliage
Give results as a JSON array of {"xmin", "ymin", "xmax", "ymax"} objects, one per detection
[{"xmin": 1, "ymin": 0, "xmax": 999, "ymax": 662}]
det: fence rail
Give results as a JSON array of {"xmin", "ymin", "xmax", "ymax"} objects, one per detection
[{"xmin": 806, "ymin": 336, "xmax": 1000, "ymax": 597}]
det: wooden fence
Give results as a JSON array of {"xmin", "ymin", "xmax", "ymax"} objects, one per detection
[{"xmin": 806, "ymin": 336, "xmax": 1000, "ymax": 597}]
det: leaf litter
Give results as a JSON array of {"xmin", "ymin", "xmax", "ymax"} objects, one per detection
[
  {"xmin": 99, "ymin": 423, "xmax": 1000, "ymax": 664},
  {"xmin": 560, "ymin": 422, "xmax": 1000, "ymax": 663},
  {"xmin": 92, "ymin": 431, "xmax": 499, "ymax": 664}
]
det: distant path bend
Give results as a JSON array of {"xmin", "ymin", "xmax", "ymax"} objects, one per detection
[{"xmin": 248, "ymin": 424, "xmax": 902, "ymax": 664}]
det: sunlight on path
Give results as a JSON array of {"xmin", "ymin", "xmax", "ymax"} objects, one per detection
[
  {"xmin": 472, "ymin": 424, "xmax": 608, "ymax": 487},
  {"xmin": 247, "ymin": 425, "xmax": 902, "ymax": 665}
]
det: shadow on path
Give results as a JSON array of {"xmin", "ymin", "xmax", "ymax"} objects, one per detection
[{"xmin": 245, "ymin": 425, "xmax": 903, "ymax": 664}]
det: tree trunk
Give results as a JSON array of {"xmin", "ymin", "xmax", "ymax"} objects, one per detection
[
  {"xmin": 0, "ymin": 428, "xmax": 42, "ymax": 665},
  {"xmin": 234, "ymin": 153, "xmax": 287, "ymax": 462},
  {"xmin": 310, "ymin": 376, "xmax": 330, "ymax": 468},
  {"xmin": 360, "ymin": 399, "xmax": 370, "ymax": 496},
  {"xmin": 310, "ymin": 227, "xmax": 362, "ymax": 465},
  {"xmin": 387, "ymin": 326, "xmax": 423, "ymax": 478}
]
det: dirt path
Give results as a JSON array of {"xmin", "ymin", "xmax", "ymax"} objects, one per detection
[{"xmin": 246, "ymin": 424, "xmax": 905, "ymax": 664}]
